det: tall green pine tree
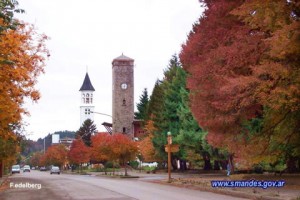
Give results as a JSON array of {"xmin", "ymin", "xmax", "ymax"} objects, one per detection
[
  {"xmin": 150, "ymin": 54, "xmax": 215, "ymax": 169},
  {"xmin": 134, "ymin": 88, "xmax": 149, "ymax": 121},
  {"xmin": 76, "ymin": 119, "xmax": 97, "ymax": 147},
  {"xmin": 152, "ymin": 55, "xmax": 182, "ymax": 160}
]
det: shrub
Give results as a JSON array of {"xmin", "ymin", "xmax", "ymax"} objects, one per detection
[{"xmin": 129, "ymin": 161, "xmax": 139, "ymax": 169}]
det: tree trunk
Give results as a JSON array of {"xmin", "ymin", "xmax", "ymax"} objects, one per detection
[
  {"xmin": 171, "ymin": 157, "xmax": 177, "ymax": 170},
  {"xmin": 220, "ymin": 160, "xmax": 227, "ymax": 170},
  {"xmin": 139, "ymin": 159, "xmax": 142, "ymax": 172},
  {"xmin": 213, "ymin": 160, "xmax": 220, "ymax": 170},
  {"xmin": 0, "ymin": 160, "xmax": 3, "ymax": 178},
  {"xmin": 287, "ymin": 156, "xmax": 297, "ymax": 173},
  {"xmin": 229, "ymin": 154, "xmax": 234, "ymax": 173},
  {"xmin": 124, "ymin": 160, "xmax": 128, "ymax": 176},
  {"xmin": 203, "ymin": 153, "xmax": 212, "ymax": 170},
  {"xmin": 180, "ymin": 160, "xmax": 187, "ymax": 171}
]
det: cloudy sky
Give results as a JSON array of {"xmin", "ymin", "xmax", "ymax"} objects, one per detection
[{"xmin": 16, "ymin": 0, "xmax": 204, "ymax": 141}]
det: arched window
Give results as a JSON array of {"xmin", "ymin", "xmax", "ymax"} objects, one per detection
[{"xmin": 86, "ymin": 93, "xmax": 90, "ymax": 104}]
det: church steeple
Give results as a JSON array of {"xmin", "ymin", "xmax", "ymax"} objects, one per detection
[
  {"xmin": 79, "ymin": 72, "xmax": 95, "ymax": 126},
  {"xmin": 79, "ymin": 72, "xmax": 95, "ymax": 91}
]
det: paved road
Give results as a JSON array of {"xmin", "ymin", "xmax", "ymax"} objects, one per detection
[{"xmin": 0, "ymin": 170, "xmax": 248, "ymax": 200}]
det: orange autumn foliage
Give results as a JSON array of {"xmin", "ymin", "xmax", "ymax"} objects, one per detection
[
  {"xmin": 29, "ymin": 151, "xmax": 44, "ymax": 167},
  {"xmin": 180, "ymin": 0, "xmax": 300, "ymax": 168},
  {"xmin": 110, "ymin": 133, "xmax": 138, "ymax": 165},
  {"xmin": 111, "ymin": 133, "xmax": 138, "ymax": 176},
  {"xmin": 91, "ymin": 133, "xmax": 138, "ymax": 165},
  {"xmin": 68, "ymin": 139, "xmax": 91, "ymax": 165},
  {"xmin": 91, "ymin": 133, "xmax": 112, "ymax": 162},
  {"xmin": 0, "ymin": 19, "xmax": 49, "ymax": 132},
  {"xmin": 91, "ymin": 133, "xmax": 138, "ymax": 175},
  {"xmin": 0, "ymin": 18, "xmax": 49, "ymax": 167},
  {"xmin": 43, "ymin": 144, "xmax": 68, "ymax": 167},
  {"xmin": 138, "ymin": 120, "xmax": 159, "ymax": 162}
]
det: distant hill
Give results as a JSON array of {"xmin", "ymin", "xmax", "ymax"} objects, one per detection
[
  {"xmin": 52, "ymin": 130, "xmax": 76, "ymax": 140},
  {"xmin": 21, "ymin": 130, "xmax": 75, "ymax": 156}
]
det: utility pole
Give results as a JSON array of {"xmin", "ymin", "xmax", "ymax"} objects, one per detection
[{"xmin": 167, "ymin": 132, "xmax": 172, "ymax": 183}]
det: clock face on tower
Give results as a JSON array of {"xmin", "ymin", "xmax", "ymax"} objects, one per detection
[{"xmin": 121, "ymin": 83, "xmax": 127, "ymax": 90}]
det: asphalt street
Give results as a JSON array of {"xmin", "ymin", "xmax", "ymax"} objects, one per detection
[{"xmin": 0, "ymin": 170, "xmax": 248, "ymax": 200}]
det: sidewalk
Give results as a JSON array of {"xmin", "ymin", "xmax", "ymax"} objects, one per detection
[
  {"xmin": 61, "ymin": 169, "xmax": 300, "ymax": 200},
  {"xmin": 146, "ymin": 172, "xmax": 300, "ymax": 200},
  {"xmin": 88, "ymin": 170, "xmax": 300, "ymax": 200}
]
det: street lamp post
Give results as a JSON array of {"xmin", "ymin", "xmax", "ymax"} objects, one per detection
[
  {"xmin": 90, "ymin": 111, "xmax": 112, "ymax": 118},
  {"xmin": 89, "ymin": 111, "xmax": 113, "ymax": 134}
]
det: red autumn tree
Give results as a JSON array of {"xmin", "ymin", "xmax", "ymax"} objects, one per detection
[
  {"xmin": 68, "ymin": 139, "xmax": 90, "ymax": 171},
  {"xmin": 111, "ymin": 133, "xmax": 138, "ymax": 176},
  {"xmin": 29, "ymin": 151, "xmax": 44, "ymax": 167},
  {"xmin": 180, "ymin": 0, "xmax": 265, "ymax": 164},
  {"xmin": 230, "ymin": 0, "xmax": 300, "ymax": 170},
  {"xmin": 180, "ymin": 0, "xmax": 300, "ymax": 170},
  {"xmin": 39, "ymin": 153, "xmax": 47, "ymax": 167},
  {"xmin": 91, "ymin": 133, "xmax": 138, "ymax": 175},
  {"xmin": 44, "ymin": 144, "xmax": 68, "ymax": 168},
  {"xmin": 90, "ymin": 133, "xmax": 112, "ymax": 163}
]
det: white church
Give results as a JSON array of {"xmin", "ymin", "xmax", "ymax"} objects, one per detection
[{"xmin": 79, "ymin": 72, "xmax": 95, "ymax": 125}]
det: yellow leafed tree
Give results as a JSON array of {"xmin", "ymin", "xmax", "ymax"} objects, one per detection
[{"xmin": 0, "ymin": 18, "xmax": 49, "ymax": 175}]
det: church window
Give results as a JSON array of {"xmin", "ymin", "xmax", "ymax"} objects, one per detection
[
  {"xmin": 123, "ymin": 127, "xmax": 126, "ymax": 133},
  {"xmin": 85, "ymin": 108, "xmax": 90, "ymax": 115},
  {"xmin": 122, "ymin": 99, "xmax": 126, "ymax": 106},
  {"xmin": 86, "ymin": 93, "xmax": 90, "ymax": 104}
]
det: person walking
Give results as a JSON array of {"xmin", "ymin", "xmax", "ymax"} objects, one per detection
[{"xmin": 227, "ymin": 163, "xmax": 231, "ymax": 176}]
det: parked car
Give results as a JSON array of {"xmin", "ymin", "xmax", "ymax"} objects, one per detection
[
  {"xmin": 11, "ymin": 165, "xmax": 21, "ymax": 174},
  {"xmin": 23, "ymin": 165, "xmax": 31, "ymax": 172},
  {"xmin": 50, "ymin": 166, "xmax": 60, "ymax": 175},
  {"xmin": 40, "ymin": 166, "xmax": 47, "ymax": 171}
]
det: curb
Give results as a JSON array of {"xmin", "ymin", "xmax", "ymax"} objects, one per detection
[{"xmin": 97, "ymin": 174, "xmax": 140, "ymax": 179}]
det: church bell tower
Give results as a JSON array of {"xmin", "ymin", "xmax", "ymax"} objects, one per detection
[
  {"xmin": 112, "ymin": 54, "xmax": 134, "ymax": 137},
  {"xmin": 79, "ymin": 72, "xmax": 95, "ymax": 126}
]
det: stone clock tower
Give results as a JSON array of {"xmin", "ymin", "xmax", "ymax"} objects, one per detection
[{"xmin": 112, "ymin": 54, "xmax": 134, "ymax": 137}]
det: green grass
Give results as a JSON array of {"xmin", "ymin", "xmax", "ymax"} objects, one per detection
[
  {"xmin": 84, "ymin": 168, "xmax": 120, "ymax": 173},
  {"xmin": 142, "ymin": 166, "xmax": 157, "ymax": 172}
]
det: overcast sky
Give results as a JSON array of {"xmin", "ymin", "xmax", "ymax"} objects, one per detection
[{"xmin": 16, "ymin": 0, "xmax": 204, "ymax": 141}]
